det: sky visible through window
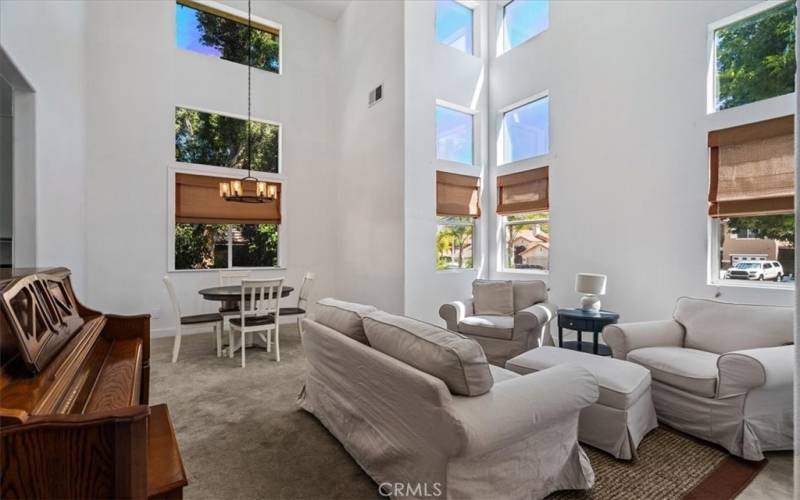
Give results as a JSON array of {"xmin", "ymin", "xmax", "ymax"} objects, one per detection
[
  {"xmin": 504, "ymin": 0, "xmax": 549, "ymax": 50},
  {"xmin": 176, "ymin": 4, "xmax": 222, "ymax": 57},
  {"xmin": 436, "ymin": 105, "xmax": 474, "ymax": 165},
  {"xmin": 436, "ymin": 0, "xmax": 473, "ymax": 54},
  {"xmin": 503, "ymin": 96, "xmax": 549, "ymax": 163}
]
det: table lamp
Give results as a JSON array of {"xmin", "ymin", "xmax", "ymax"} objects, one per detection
[{"xmin": 575, "ymin": 273, "xmax": 607, "ymax": 312}]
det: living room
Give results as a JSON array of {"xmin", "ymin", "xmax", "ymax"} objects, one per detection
[{"xmin": 0, "ymin": 0, "xmax": 796, "ymax": 499}]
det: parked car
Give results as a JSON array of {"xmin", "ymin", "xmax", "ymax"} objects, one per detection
[{"xmin": 725, "ymin": 261, "xmax": 784, "ymax": 281}]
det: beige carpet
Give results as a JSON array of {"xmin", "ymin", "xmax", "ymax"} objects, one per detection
[{"xmin": 150, "ymin": 330, "xmax": 758, "ymax": 500}]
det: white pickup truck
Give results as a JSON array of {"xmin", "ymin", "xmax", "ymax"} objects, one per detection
[{"xmin": 725, "ymin": 261, "xmax": 784, "ymax": 281}]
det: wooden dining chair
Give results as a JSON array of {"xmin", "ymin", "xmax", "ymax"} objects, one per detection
[
  {"xmin": 229, "ymin": 278, "xmax": 284, "ymax": 368},
  {"xmin": 163, "ymin": 276, "xmax": 223, "ymax": 363},
  {"xmin": 279, "ymin": 272, "xmax": 315, "ymax": 334}
]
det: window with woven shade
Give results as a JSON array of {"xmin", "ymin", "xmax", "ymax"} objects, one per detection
[
  {"xmin": 436, "ymin": 171, "xmax": 481, "ymax": 218},
  {"xmin": 497, "ymin": 166, "xmax": 550, "ymax": 272},
  {"xmin": 496, "ymin": 166, "xmax": 549, "ymax": 215}
]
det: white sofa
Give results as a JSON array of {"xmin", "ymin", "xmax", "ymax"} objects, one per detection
[
  {"xmin": 299, "ymin": 299, "xmax": 599, "ymax": 499},
  {"xmin": 603, "ymin": 297, "xmax": 794, "ymax": 460}
]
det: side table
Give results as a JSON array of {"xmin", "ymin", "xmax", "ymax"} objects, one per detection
[{"xmin": 557, "ymin": 308, "xmax": 620, "ymax": 356}]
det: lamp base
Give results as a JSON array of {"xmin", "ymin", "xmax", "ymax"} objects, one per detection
[{"xmin": 580, "ymin": 295, "xmax": 601, "ymax": 312}]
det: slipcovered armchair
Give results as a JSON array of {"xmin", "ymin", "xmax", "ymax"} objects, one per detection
[
  {"xmin": 603, "ymin": 297, "xmax": 794, "ymax": 461},
  {"xmin": 439, "ymin": 280, "xmax": 557, "ymax": 366}
]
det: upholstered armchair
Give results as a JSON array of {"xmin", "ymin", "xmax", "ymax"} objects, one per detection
[
  {"xmin": 603, "ymin": 297, "xmax": 794, "ymax": 461},
  {"xmin": 439, "ymin": 280, "xmax": 557, "ymax": 366}
]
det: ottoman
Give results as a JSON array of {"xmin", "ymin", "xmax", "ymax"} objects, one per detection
[{"xmin": 506, "ymin": 346, "xmax": 657, "ymax": 460}]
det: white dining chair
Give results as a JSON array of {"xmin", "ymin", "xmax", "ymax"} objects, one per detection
[
  {"xmin": 163, "ymin": 276, "xmax": 223, "ymax": 363},
  {"xmin": 279, "ymin": 272, "xmax": 315, "ymax": 335},
  {"xmin": 229, "ymin": 278, "xmax": 284, "ymax": 368},
  {"xmin": 219, "ymin": 270, "xmax": 252, "ymax": 286}
]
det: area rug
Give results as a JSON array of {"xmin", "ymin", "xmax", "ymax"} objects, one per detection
[{"xmin": 150, "ymin": 332, "xmax": 764, "ymax": 500}]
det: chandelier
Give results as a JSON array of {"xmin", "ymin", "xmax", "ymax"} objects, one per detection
[{"xmin": 219, "ymin": 0, "xmax": 275, "ymax": 204}]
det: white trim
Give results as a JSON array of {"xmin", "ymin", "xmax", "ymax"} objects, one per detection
[{"xmin": 497, "ymin": 90, "xmax": 550, "ymax": 166}]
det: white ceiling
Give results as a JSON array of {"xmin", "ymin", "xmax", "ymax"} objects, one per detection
[{"xmin": 282, "ymin": 0, "xmax": 351, "ymax": 21}]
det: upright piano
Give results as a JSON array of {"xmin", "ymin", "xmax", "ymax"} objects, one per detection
[{"xmin": 0, "ymin": 268, "xmax": 187, "ymax": 499}]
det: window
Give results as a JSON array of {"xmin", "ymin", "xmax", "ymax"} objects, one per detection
[
  {"xmin": 175, "ymin": 223, "xmax": 278, "ymax": 269},
  {"xmin": 437, "ymin": 216, "xmax": 474, "ymax": 270},
  {"xmin": 712, "ymin": 1, "xmax": 796, "ymax": 111},
  {"xmin": 436, "ymin": 0, "xmax": 474, "ymax": 54},
  {"xmin": 503, "ymin": 212, "xmax": 549, "ymax": 271},
  {"xmin": 175, "ymin": 107, "xmax": 279, "ymax": 173},
  {"xmin": 717, "ymin": 215, "xmax": 794, "ymax": 283},
  {"xmin": 176, "ymin": 0, "xmax": 280, "ymax": 74},
  {"xmin": 500, "ymin": 95, "xmax": 549, "ymax": 164},
  {"xmin": 502, "ymin": 0, "xmax": 549, "ymax": 52},
  {"xmin": 436, "ymin": 105, "xmax": 474, "ymax": 165}
]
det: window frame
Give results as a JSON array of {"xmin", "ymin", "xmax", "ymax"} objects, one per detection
[
  {"xmin": 501, "ymin": 211, "xmax": 550, "ymax": 275},
  {"xmin": 436, "ymin": 215, "xmax": 478, "ymax": 272},
  {"xmin": 176, "ymin": 0, "xmax": 284, "ymax": 75},
  {"xmin": 435, "ymin": 0, "xmax": 480, "ymax": 56},
  {"xmin": 435, "ymin": 99, "xmax": 479, "ymax": 167},
  {"xmin": 706, "ymin": 0, "xmax": 794, "ymax": 114},
  {"xmin": 497, "ymin": 0, "xmax": 549, "ymax": 56},
  {"xmin": 497, "ymin": 91, "xmax": 550, "ymax": 167}
]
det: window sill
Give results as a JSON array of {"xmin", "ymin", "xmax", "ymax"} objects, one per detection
[
  {"xmin": 169, "ymin": 267, "xmax": 287, "ymax": 273},
  {"xmin": 500, "ymin": 268, "xmax": 549, "ymax": 275},
  {"xmin": 436, "ymin": 268, "xmax": 477, "ymax": 274},
  {"xmin": 708, "ymin": 279, "xmax": 794, "ymax": 291}
]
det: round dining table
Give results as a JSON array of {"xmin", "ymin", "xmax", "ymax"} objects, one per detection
[{"xmin": 198, "ymin": 285, "xmax": 294, "ymax": 312}]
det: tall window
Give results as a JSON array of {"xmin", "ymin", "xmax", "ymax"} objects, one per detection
[
  {"xmin": 436, "ymin": 0, "xmax": 474, "ymax": 54},
  {"xmin": 500, "ymin": 95, "xmax": 549, "ymax": 164},
  {"xmin": 712, "ymin": 1, "xmax": 796, "ymax": 111},
  {"xmin": 436, "ymin": 171, "xmax": 480, "ymax": 270},
  {"xmin": 176, "ymin": 0, "xmax": 280, "ymax": 74},
  {"xmin": 175, "ymin": 107, "xmax": 280, "ymax": 173},
  {"xmin": 502, "ymin": 0, "xmax": 549, "ymax": 52},
  {"xmin": 175, "ymin": 223, "xmax": 278, "ymax": 269},
  {"xmin": 436, "ymin": 104, "xmax": 474, "ymax": 165},
  {"xmin": 436, "ymin": 217, "xmax": 475, "ymax": 270},
  {"xmin": 503, "ymin": 212, "xmax": 549, "ymax": 271}
]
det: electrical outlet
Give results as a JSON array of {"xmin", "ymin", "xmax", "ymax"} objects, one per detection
[{"xmin": 151, "ymin": 307, "xmax": 162, "ymax": 320}]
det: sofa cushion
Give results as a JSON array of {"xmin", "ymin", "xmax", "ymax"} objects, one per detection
[
  {"xmin": 627, "ymin": 347, "xmax": 719, "ymax": 398},
  {"xmin": 363, "ymin": 311, "xmax": 493, "ymax": 396},
  {"xmin": 458, "ymin": 315, "xmax": 514, "ymax": 340},
  {"xmin": 489, "ymin": 364, "xmax": 519, "ymax": 384},
  {"xmin": 513, "ymin": 280, "xmax": 548, "ymax": 311},
  {"xmin": 505, "ymin": 346, "xmax": 651, "ymax": 409},
  {"xmin": 674, "ymin": 297, "xmax": 793, "ymax": 354},
  {"xmin": 472, "ymin": 280, "xmax": 514, "ymax": 316},
  {"xmin": 313, "ymin": 298, "xmax": 377, "ymax": 344}
]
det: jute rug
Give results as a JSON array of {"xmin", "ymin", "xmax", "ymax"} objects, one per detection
[{"xmin": 150, "ymin": 332, "xmax": 764, "ymax": 500}]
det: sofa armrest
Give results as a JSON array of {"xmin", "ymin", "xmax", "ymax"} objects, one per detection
[
  {"xmin": 717, "ymin": 345, "xmax": 794, "ymax": 398},
  {"xmin": 449, "ymin": 364, "xmax": 598, "ymax": 457},
  {"xmin": 439, "ymin": 299, "xmax": 473, "ymax": 331},
  {"xmin": 514, "ymin": 301, "xmax": 557, "ymax": 346},
  {"xmin": 602, "ymin": 320, "xmax": 685, "ymax": 360}
]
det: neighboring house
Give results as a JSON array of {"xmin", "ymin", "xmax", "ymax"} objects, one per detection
[
  {"xmin": 511, "ymin": 228, "xmax": 549, "ymax": 268},
  {"xmin": 721, "ymin": 226, "xmax": 793, "ymax": 273}
]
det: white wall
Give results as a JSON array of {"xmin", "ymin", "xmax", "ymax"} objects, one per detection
[
  {"xmin": 0, "ymin": 79, "xmax": 11, "ymax": 241},
  {"xmin": 333, "ymin": 0, "xmax": 406, "ymax": 313},
  {"xmin": 486, "ymin": 0, "xmax": 795, "ymax": 323},
  {"xmin": 0, "ymin": 0, "xmax": 87, "ymax": 289},
  {"xmin": 404, "ymin": 1, "xmax": 490, "ymax": 323},
  {"xmin": 82, "ymin": 0, "xmax": 338, "ymax": 335}
]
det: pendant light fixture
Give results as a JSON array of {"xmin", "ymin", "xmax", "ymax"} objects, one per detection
[{"xmin": 219, "ymin": 0, "xmax": 277, "ymax": 204}]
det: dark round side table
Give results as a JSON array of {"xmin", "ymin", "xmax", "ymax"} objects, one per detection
[{"xmin": 557, "ymin": 308, "xmax": 620, "ymax": 356}]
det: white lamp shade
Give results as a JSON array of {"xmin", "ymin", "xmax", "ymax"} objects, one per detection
[{"xmin": 575, "ymin": 273, "xmax": 607, "ymax": 295}]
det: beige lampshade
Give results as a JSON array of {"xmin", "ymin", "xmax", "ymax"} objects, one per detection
[{"xmin": 575, "ymin": 273, "xmax": 607, "ymax": 295}]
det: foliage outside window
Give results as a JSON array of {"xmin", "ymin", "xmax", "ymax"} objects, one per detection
[
  {"xmin": 436, "ymin": 105, "xmax": 474, "ymax": 165},
  {"xmin": 503, "ymin": 0, "xmax": 549, "ymax": 52},
  {"xmin": 501, "ymin": 95, "xmax": 549, "ymax": 164},
  {"xmin": 175, "ymin": 107, "xmax": 279, "ymax": 173},
  {"xmin": 175, "ymin": 223, "xmax": 278, "ymax": 270},
  {"xmin": 175, "ymin": 1, "xmax": 280, "ymax": 74},
  {"xmin": 436, "ymin": 216, "xmax": 474, "ymax": 270},
  {"xmin": 715, "ymin": 214, "xmax": 794, "ymax": 283},
  {"xmin": 504, "ymin": 212, "xmax": 549, "ymax": 271},
  {"xmin": 436, "ymin": 0, "xmax": 474, "ymax": 54},
  {"xmin": 714, "ymin": 1, "xmax": 796, "ymax": 111}
]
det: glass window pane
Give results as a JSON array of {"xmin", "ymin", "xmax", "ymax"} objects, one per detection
[
  {"xmin": 176, "ymin": 2, "xmax": 280, "ymax": 74},
  {"xmin": 715, "ymin": 2, "xmax": 796, "ymax": 111},
  {"xmin": 504, "ymin": 0, "xmax": 549, "ymax": 51},
  {"xmin": 436, "ymin": 105, "xmax": 473, "ymax": 165},
  {"xmin": 232, "ymin": 224, "xmax": 279, "ymax": 267},
  {"xmin": 436, "ymin": 0, "xmax": 473, "ymax": 54},
  {"xmin": 719, "ymin": 215, "xmax": 794, "ymax": 283},
  {"xmin": 175, "ymin": 107, "xmax": 279, "ymax": 173},
  {"xmin": 174, "ymin": 223, "xmax": 228, "ymax": 269},
  {"xmin": 502, "ymin": 96, "xmax": 548, "ymax": 163},
  {"xmin": 504, "ymin": 212, "xmax": 549, "ymax": 271},
  {"xmin": 437, "ymin": 217, "xmax": 474, "ymax": 270}
]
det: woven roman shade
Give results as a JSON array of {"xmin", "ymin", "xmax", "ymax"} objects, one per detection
[
  {"xmin": 708, "ymin": 115, "xmax": 794, "ymax": 218},
  {"xmin": 175, "ymin": 173, "xmax": 281, "ymax": 224},
  {"xmin": 436, "ymin": 171, "xmax": 481, "ymax": 218},
  {"xmin": 496, "ymin": 166, "xmax": 549, "ymax": 215}
]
